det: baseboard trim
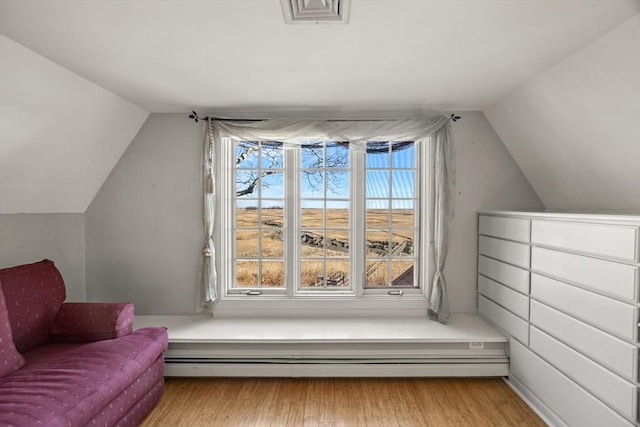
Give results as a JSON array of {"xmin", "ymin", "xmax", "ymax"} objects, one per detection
[
  {"xmin": 505, "ymin": 374, "xmax": 565, "ymax": 427},
  {"xmin": 165, "ymin": 361, "xmax": 508, "ymax": 377}
]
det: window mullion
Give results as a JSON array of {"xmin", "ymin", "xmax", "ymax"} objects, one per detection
[
  {"xmin": 352, "ymin": 147, "xmax": 365, "ymax": 297},
  {"xmin": 286, "ymin": 148, "xmax": 298, "ymax": 297}
]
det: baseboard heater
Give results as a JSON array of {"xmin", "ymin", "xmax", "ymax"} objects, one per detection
[{"xmin": 164, "ymin": 351, "xmax": 509, "ymax": 377}]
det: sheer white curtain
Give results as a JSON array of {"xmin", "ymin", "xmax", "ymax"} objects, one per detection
[
  {"xmin": 200, "ymin": 119, "xmax": 217, "ymax": 308},
  {"xmin": 201, "ymin": 116, "xmax": 455, "ymax": 323}
]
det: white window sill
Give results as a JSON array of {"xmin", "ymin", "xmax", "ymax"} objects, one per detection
[{"xmin": 134, "ymin": 314, "xmax": 506, "ymax": 344}]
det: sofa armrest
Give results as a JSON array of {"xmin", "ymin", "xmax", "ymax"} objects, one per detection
[{"xmin": 49, "ymin": 302, "xmax": 134, "ymax": 343}]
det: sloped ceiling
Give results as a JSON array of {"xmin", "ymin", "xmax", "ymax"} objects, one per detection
[
  {"xmin": 0, "ymin": 0, "xmax": 637, "ymax": 113},
  {"xmin": 485, "ymin": 15, "xmax": 640, "ymax": 212},
  {"xmin": 1, "ymin": 1, "xmax": 639, "ymax": 214},
  {"xmin": 0, "ymin": 35, "xmax": 148, "ymax": 213}
]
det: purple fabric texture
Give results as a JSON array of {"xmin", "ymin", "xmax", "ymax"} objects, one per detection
[
  {"xmin": 0, "ymin": 259, "xmax": 66, "ymax": 352},
  {"xmin": 50, "ymin": 302, "xmax": 134, "ymax": 343},
  {"xmin": 89, "ymin": 357, "xmax": 165, "ymax": 427},
  {"xmin": 0, "ymin": 327, "xmax": 168, "ymax": 427},
  {"xmin": 0, "ymin": 286, "xmax": 26, "ymax": 377}
]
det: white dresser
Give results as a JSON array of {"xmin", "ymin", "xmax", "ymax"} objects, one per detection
[{"xmin": 477, "ymin": 211, "xmax": 640, "ymax": 427}]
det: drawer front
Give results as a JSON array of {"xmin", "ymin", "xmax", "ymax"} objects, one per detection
[
  {"xmin": 532, "ymin": 220, "xmax": 639, "ymax": 262},
  {"xmin": 478, "ymin": 215, "xmax": 530, "ymax": 243},
  {"xmin": 478, "ymin": 296, "xmax": 528, "ymax": 344},
  {"xmin": 531, "ymin": 247, "xmax": 639, "ymax": 302},
  {"xmin": 478, "ymin": 275, "xmax": 529, "ymax": 320},
  {"xmin": 531, "ymin": 274, "xmax": 637, "ymax": 342},
  {"xmin": 478, "ymin": 236, "xmax": 530, "ymax": 268},
  {"xmin": 510, "ymin": 339, "xmax": 634, "ymax": 427},
  {"xmin": 478, "ymin": 255, "xmax": 529, "ymax": 295},
  {"xmin": 530, "ymin": 300, "xmax": 637, "ymax": 381},
  {"xmin": 529, "ymin": 326, "xmax": 637, "ymax": 420}
]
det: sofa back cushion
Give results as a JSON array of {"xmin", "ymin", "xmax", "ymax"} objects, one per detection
[
  {"xmin": 0, "ymin": 285, "xmax": 26, "ymax": 377},
  {"xmin": 0, "ymin": 260, "xmax": 66, "ymax": 352}
]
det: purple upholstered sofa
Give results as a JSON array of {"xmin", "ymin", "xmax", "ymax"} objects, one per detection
[{"xmin": 0, "ymin": 260, "xmax": 168, "ymax": 426}]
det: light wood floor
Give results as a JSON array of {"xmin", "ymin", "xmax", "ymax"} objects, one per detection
[{"xmin": 141, "ymin": 377, "xmax": 545, "ymax": 426}]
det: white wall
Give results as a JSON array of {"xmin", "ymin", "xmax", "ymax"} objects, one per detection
[
  {"xmin": 0, "ymin": 35, "xmax": 148, "ymax": 214},
  {"xmin": 85, "ymin": 112, "xmax": 542, "ymax": 315},
  {"xmin": 0, "ymin": 213, "xmax": 85, "ymax": 301},
  {"xmin": 85, "ymin": 115, "xmax": 203, "ymax": 314},
  {"xmin": 484, "ymin": 15, "xmax": 640, "ymax": 212}
]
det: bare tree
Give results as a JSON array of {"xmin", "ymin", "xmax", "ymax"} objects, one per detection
[{"xmin": 235, "ymin": 141, "xmax": 350, "ymax": 198}]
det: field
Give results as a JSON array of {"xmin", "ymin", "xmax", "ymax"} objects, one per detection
[{"xmin": 235, "ymin": 208, "xmax": 415, "ymax": 288}]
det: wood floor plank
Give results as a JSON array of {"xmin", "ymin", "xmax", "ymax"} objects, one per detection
[{"xmin": 141, "ymin": 377, "xmax": 546, "ymax": 426}]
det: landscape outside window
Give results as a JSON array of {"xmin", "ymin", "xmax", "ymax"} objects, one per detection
[{"xmin": 233, "ymin": 139, "xmax": 418, "ymax": 291}]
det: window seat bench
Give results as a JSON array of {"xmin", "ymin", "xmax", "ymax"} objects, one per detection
[{"xmin": 134, "ymin": 314, "xmax": 508, "ymax": 377}]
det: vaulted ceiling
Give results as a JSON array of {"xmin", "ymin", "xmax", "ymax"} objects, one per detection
[{"xmin": 1, "ymin": 0, "xmax": 639, "ymax": 213}]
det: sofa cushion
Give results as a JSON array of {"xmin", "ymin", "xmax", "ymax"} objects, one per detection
[
  {"xmin": 0, "ymin": 286, "xmax": 25, "ymax": 378},
  {"xmin": 0, "ymin": 260, "xmax": 66, "ymax": 352},
  {"xmin": 0, "ymin": 326, "xmax": 168, "ymax": 427},
  {"xmin": 50, "ymin": 302, "xmax": 134, "ymax": 343}
]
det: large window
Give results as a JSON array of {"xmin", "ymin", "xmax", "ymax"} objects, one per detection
[{"xmin": 219, "ymin": 137, "xmax": 427, "ymax": 300}]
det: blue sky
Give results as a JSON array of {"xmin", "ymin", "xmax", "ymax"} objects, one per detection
[{"xmin": 236, "ymin": 142, "xmax": 415, "ymax": 209}]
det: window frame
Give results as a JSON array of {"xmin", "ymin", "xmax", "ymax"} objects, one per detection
[{"xmin": 214, "ymin": 134, "xmax": 433, "ymax": 316}]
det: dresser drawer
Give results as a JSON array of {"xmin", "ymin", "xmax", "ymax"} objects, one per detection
[
  {"xmin": 531, "ymin": 247, "xmax": 639, "ymax": 302},
  {"xmin": 529, "ymin": 326, "xmax": 637, "ymax": 420},
  {"xmin": 510, "ymin": 339, "xmax": 634, "ymax": 427},
  {"xmin": 478, "ymin": 236, "xmax": 530, "ymax": 268},
  {"xmin": 478, "ymin": 275, "xmax": 529, "ymax": 320},
  {"xmin": 478, "ymin": 296, "xmax": 528, "ymax": 344},
  {"xmin": 478, "ymin": 256, "xmax": 529, "ymax": 295},
  {"xmin": 478, "ymin": 215, "xmax": 530, "ymax": 243},
  {"xmin": 532, "ymin": 219, "xmax": 639, "ymax": 262},
  {"xmin": 530, "ymin": 300, "xmax": 637, "ymax": 381},
  {"xmin": 531, "ymin": 273, "xmax": 638, "ymax": 342}
]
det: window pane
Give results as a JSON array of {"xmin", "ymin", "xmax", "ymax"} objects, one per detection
[
  {"xmin": 366, "ymin": 171, "xmax": 389, "ymax": 198},
  {"xmin": 260, "ymin": 172, "xmax": 284, "ymax": 198},
  {"xmin": 366, "ymin": 230, "xmax": 390, "ymax": 257},
  {"xmin": 326, "ymin": 171, "xmax": 349, "ymax": 198},
  {"xmin": 391, "ymin": 229, "xmax": 414, "ymax": 257},
  {"xmin": 301, "ymin": 230, "xmax": 324, "ymax": 257},
  {"xmin": 300, "ymin": 260, "xmax": 324, "ymax": 288},
  {"xmin": 390, "ymin": 143, "xmax": 415, "ymax": 168},
  {"xmin": 366, "ymin": 260, "xmax": 388, "ymax": 287},
  {"xmin": 392, "ymin": 171, "xmax": 414, "ymax": 198},
  {"xmin": 301, "ymin": 204, "xmax": 323, "ymax": 228},
  {"xmin": 260, "ymin": 142, "xmax": 283, "ymax": 169},
  {"xmin": 391, "ymin": 260, "xmax": 414, "ymax": 286},
  {"xmin": 367, "ymin": 200, "xmax": 389, "ymax": 229},
  {"xmin": 236, "ymin": 170, "xmax": 260, "ymax": 198},
  {"xmin": 366, "ymin": 143, "xmax": 389, "ymax": 168},
  {"xmin": 262, "ymin": 206, "xmax": 283, "ymax": 228},
  {"xmin": 301, "ymin": 171, "xmax": 324, "ymax": 198},
  {"xmin": 261, "ymin": 229, "xmax": 283, "ymax": 257},
  {"xmin": 261, "ymin": 261, "xmax": 285, "ymax": 287},
  {"xmin": 326, "ymin": 230, "xmax": 349, "ymax": 257},
  {"xmin": 326, "ymin": 142, "xmax": 350, "ymax": 168},
  {"xmin": 236, "ymin": 261, "xmax": 258, "ymax": 287},
  {"xmin": 236, "ymin": 230, "xmax": 259, "ymax": 258},
  {"xmin": 236, "ymin": 201, "xmax": 259, "ymax": 227},
  {"xmin": 236, "ymin": 142, "xmax": 260, "ymax": 169},
  {"xmin": 301, "ymin": 143, "xmax": 324, "ymax": 168},
  {"xmin": 326, "ymin": 260, "xmax": 349, "ymax": 287},
  {"xmin": 326, "ymin": 201, "xmax": 349, "ymax": 228}
]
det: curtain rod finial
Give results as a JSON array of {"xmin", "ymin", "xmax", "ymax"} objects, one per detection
[
  {"xmin": 188, "ymin": 111, "xmax": 209, "ymax": 123},
  {"xmin": 450, "ymin": 114, "xmax": 461, "ymax": 122}
]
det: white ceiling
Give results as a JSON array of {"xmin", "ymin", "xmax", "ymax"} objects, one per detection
[{"xmin": 1, "ymin": 0, "xmax": 638, "ymax": 114}]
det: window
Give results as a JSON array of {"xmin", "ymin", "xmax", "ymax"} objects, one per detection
[{"xmin": 218, "ymin": 135, "xmax": 429, "ymax": 305}]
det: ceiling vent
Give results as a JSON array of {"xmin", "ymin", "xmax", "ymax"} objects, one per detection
[{"xmin": 280, "ymin": 0, "xmax": 351, "ymax": 24}]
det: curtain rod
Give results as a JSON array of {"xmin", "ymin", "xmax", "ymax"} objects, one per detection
[{"xmin": 187, "ymin": 111, "xmax": 461, "ymax": 124}]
